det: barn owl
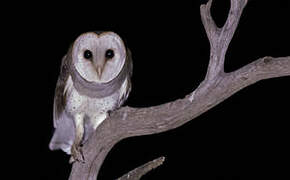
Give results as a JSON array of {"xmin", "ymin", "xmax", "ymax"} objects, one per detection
[{"xmin": 49, "ymin": 31, "xmax": 132, "ymax": 162}]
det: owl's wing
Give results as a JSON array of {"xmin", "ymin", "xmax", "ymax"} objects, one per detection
[
  {"xmin": 117, "ymin": 49, "xmax": 133, "ymax": 107},
  {"xmin": 50, "ymin": 54, "xmax": 75, "ymax": 153},
  {"xmin": 117, "ymin": 77, "xmax": 131, "ymax": 108},
  {"xmin": 53, "ymin": 54, "xmax": 70, "ymax": 128}
]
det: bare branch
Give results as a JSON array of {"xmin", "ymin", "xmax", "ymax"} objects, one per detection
[
  {"xmin": 69, "ymin": 56, "xmax": 290, "ymax": 180},
  {"xmin": 200, "ymin": 0, "xmax": 220, "ymax": 45},
  {"xmin": 220, "ymin": 0, "xmax": 248, "ymax": 56},
  {"xmin": 68, "ymin": 1, "xmax": 289, "ymax": 179},
  {"xmin": 117, "ymin": 157, "xmax": 165, "ymax": 180}
]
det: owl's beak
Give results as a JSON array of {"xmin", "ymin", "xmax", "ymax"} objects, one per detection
[{"xmin": 96, "ymin": 66, "xmax": 103, "ymax": 78}]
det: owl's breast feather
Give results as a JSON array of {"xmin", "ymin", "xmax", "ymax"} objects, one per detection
[{"xmin": 65, "ymin": 75, "xmax": 124, "ymax": 129}]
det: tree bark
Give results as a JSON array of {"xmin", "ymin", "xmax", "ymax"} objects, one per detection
[{"xmin": 69, "ymin": 0, "xmax": 290, "ymax": 179}]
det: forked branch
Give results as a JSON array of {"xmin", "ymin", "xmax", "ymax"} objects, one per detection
[
  {"xmin": 201, "ymin": 0, "xmax": 248, "ymax": 79},
  {"xmin": 69, "ymin": 0, "xmax": 290, "ymax": 179}
]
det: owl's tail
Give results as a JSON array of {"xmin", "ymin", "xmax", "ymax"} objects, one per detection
[{"xmin": 49, "ymin": 112, "xmax": 75, "ymax": 155}]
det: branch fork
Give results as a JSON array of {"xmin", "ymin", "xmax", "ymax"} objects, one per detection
[
  {"xmin": 201, "ymin": 0, "xmax": 247, "ymax": 80},
  {"xmin": 69, "ymin": 0, "xmax": 290, "ymax": 179}
]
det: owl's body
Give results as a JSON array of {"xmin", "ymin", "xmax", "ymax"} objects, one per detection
[
  {"xmin": 65, "ymin": 75, "xmax": 129, "ymax": 129},
  {"xmin": 49, "ymin": 32, "xmax": 132, "ymax": 161}
]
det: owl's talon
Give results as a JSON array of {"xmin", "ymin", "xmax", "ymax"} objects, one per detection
[
  {"xmin": 70, "ymin": 145, "xmax": 85, "ymax": 163},
  {"xmin": 107, "ymin": 110, "xmax": 113, "ymax": 117}
]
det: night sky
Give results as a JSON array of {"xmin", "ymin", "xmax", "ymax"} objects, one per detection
[{"xmin": 5, "ymin": 0, "xmax": 290, "ymax": 179}]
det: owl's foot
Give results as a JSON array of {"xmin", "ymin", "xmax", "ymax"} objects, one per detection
[{"xmin": 69, "ymin": 144, "xmax": 85, "ymax": 164}]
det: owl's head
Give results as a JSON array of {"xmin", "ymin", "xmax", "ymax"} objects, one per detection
[{"xmin": 71, "ymin": 32, "xmax": 127, "ymax": 83}]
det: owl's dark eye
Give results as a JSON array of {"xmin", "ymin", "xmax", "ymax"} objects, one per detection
[
  {"xmin": 84, "ymin": 50, "xmax": 93, "ymax": 59},
  {"xmin": 105, "ymin": 49, "xmax": 114, "ymax": 59}
]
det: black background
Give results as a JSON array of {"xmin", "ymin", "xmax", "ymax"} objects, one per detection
[{"xmin": 4, "ymin": 0, "xmax": 289, "ymax": 179}]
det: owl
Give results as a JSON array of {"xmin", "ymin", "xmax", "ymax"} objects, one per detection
[{"xmin": 49, "ymin": 32, "xmax": 132, "ymax": 162}]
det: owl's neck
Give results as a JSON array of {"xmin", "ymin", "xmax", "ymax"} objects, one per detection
[{"xmin": 70, "ymin": 56, "xmax": 130, "ymax": 98}]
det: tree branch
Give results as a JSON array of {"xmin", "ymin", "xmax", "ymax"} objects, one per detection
[
  {"xmin": 69, "ymin": 0, "xmax": 290, "ymax": 179},
  {"xmin": 116, "ymin": 156, "xmax": 165, "ymax": 180}
]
